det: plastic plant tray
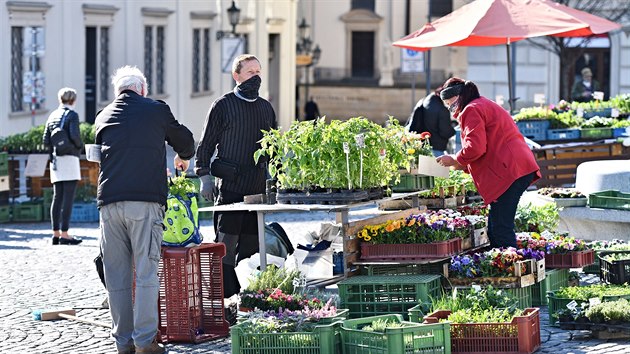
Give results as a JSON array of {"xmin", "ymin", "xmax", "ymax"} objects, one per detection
[
  {"xmin": 231, "ymin": 321, "xmax": 340, "ymax": 354},
  {"xmin": 599, "ymin": 252, "xmax": 630, "ymax": 285},
  {"xmin": 360, "ymin": 237, "xmax": 462, "ymax": 261},
  {"xmin": 588, "ymin": 190, "xmax": 630, "ymax": 211},
  {"xmin": 545, "ymin": 249, "xmax": 595, "ymax": 268},
  {"xmin": 340, "ymin": 314, "xmax": 451, "ymax": 354},
  {"xmin": 338, "ymin": 274, "xmax": 442, "ymax": 319},
  {"xmin": 424, "ymin": 308, "xmax": 541, "ymax": 354}
]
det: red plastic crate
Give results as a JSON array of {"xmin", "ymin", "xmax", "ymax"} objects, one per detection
[
  {"xmin": 360, "ymin": 237, "xmax": 462, "ymax": 261},
  {"xmin": 545, "ymin": 249, "xmax": 595, "ymax": 268},
  {"xmin": 424, "ymin": 308, "xmax": 541, "ymax": 354},
  {"xmin": 158, "ymin": 243, "xmax": 229, "ymax": 343}
]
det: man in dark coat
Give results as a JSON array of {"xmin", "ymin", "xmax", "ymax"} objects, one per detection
[{"xmin": 407, "ymin": 90, "xmax": 456, "ymax": 156}]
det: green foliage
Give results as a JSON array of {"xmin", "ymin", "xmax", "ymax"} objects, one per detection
[
  {"xmin": 569, "ymin": 100, "xmax": 613, "ymax": 111},
  {"xmin": 448, "ymin": 307, "xmax": 520, "ymax": 324},
  {"xmin": 74, "ymin": 184, "xmax": 97, "ymax": 203},
  {"xmin": 611, "ymin": 119, "xmax": 630, "ymax": 129},
  {"xmin": 431, "ymin": 286, "xmax": 519, "ymax": 315},
  {"xmin": 513, "ymin": 107, "xmax": 556, "ymax": 121},
  {"xmin": 361, "ymin": 318, "xmax": 403, "ymax": 332},
  {"xmin": 0, "ymin": 122, "xmax": 95, "ymax": 152},
  {"xmin": 581, "ymin": 116, "xmax": 615, "ymax": 128},
  {"xmin": 80, "ymin": 123, "xmax": 96, "ymax": 144},
  {"xmin": 551, "ymin": 111, "xmax": 584, "ymax": 129},
  {"xmin": 245, "ymin": 265, "xmax": 302, "ymax": 294},
  {"xmin": 610, "ymin": 94, "xmax": 630, "ymax": 114},
  {"xmin": 514, "ymin": 203, "xmax": 559, "ymax": 233},
  {"xmin": 585, "ymin": 298, "xmax": 630, "ymax": 323},
  {"xmin": 602, "ymin": 252, "xmax": 630, "ymax": 262},
  {"xmin": 554, "ymin": 284, "xmax": 630, "ymax": 301},
  {"xmin": 255, "ymin": 117, "xmax": 408, "ymax": 190},
  {"xmin": 421, "ymin": 170, "xmax": 473, "ymax": 197},
  {"xmin": 168, "ymin": 176, "xmax": 196, "ymax": 198},
  {"xmin": 537, "ymin": 187, "xmax": 585, "ymax": 199}
]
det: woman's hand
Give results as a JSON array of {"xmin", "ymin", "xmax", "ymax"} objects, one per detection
[{"xmin": 436, "ymin": 154, "xmax": 465, "ymax": 170}]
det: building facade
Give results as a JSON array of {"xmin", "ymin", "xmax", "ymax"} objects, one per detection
[{"xmin": 1, "ymin": 0, "xmax": 298, "ymax": 138}]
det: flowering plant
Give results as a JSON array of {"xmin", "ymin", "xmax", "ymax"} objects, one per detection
[
  {"xmin": 457, "ymin": 203, "xmax": 488, "ymax": 216},
  {"xmin": 238, "ymin": 298, "xmax": 339, "ymax": 334},
  {"xmin": 516, "ymin": 232, "xmax": 590, "ymax": 254},
  {"xmin": 357, "ymin": 209, "xmax": 471, "ymax": 245},
  {"xmin": 401, "ymin": 131, "xmax": 433, "ymax": 169},
  {"xmin": 449, "ymin": 247, "xmax": 543, "ymax": 278}
]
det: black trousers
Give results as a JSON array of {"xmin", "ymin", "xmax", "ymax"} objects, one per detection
[
  {"xmin": 488, "ymin": 172, "xmax": 536, "ymax": 248},
  {"xmin": 51, "ymin": 180, "xmax": 78, "ymax": 232}
]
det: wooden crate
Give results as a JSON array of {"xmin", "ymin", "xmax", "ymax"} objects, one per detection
[{"xmin": 534, "ymin": 143, "xmax": 630, "ymax": 187}]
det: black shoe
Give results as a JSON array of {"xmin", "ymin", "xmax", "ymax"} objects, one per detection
[
  {"xmin": 59, "ymin": 237, "xmax": 82, "ymax": 245},
  {"xmin": 52, "ymin": 237, "xmax": 59, "ymax": 245}
]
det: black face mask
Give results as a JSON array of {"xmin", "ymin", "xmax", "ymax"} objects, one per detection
[{"xmin": 235, "ymin": 75, "xmax": 261, "ymax": 101}]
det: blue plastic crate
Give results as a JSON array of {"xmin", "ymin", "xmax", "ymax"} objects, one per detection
[
  {"xmin": 547, "ymin": 128, "xmax": 580, "ymax": 141},
  {"xmin": 516, "ymin": 120, "xmax": 549, "ymax": 140},
  {"xmin": 583, "ymin": 108, "xmax": 612, "ymax": 119},
  {"xmin": 70, "ymin": 202, "xmax": 99, "ymax": 222},
  {"xmin": 333, "ymin": 251, "xmax": 344, "ymax": 275},
  {"xmin": 613, "ymin": 127, "xmax": 629, "ymax": 138}
]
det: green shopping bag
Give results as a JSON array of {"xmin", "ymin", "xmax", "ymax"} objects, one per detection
[{"xmin": 162, "ymin": 176, "xmax": 203, "ymax": 247}]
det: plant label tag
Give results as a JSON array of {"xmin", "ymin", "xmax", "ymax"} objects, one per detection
[
  {"xmin": 589, "ymin": 297, "xmax": 601, "ymax": 306},
  {"xmin": 343, "ymin": 142, "xmax": 350, "ymax": 154},
  {"xmin": 379, "ymin": 148, "xmax": 386, "ymax": 160},
  {"xmin": 472, "ymin": 285, "xmax": 482, "ymax": 292},
  {"xmin": 593, "ymin": 91, "xmax": 604, "ymax": 101},
  {"xmin": 354, "ymin": 134, "xmax": 365, "ymax": 148},
  {"xmin": 566, "ymin": 300, "xmax": 578, "ymax": 310},
  {"xmin": 452, "ymin": 287, "xmax": 458, "ymax": 299},
  {"xmin": 495, "ymin": 95, "xmax": 504, "ymax": 105},
  {"xmin": 534, "ymin": 94, "xmax": 545, "ymax": 104},
  {"xmin": 611, "ymin": 108, "xmax": 620, "ymax": 118},
  {"xmin": 576, "ymin": 107, "xmax": 584, "ymax": 118}
]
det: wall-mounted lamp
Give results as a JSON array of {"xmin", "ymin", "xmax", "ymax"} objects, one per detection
[{"xmin": 216, "ymin": 1, "xmax": 241, "ymax": 40}]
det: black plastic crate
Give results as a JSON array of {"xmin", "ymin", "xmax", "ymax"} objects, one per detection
[{"xmin": 599, "ymin": 253, "xmax": 630, "ymax": 285}]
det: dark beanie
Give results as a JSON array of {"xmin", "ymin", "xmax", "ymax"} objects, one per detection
[{"xmin": 440, "ymin": 83, "xmax": 464, "ymax": 100}]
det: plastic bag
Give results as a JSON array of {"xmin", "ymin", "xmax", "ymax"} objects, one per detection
[{"xmin": 162, "ymin": 176, "xmax": 203, "ymax": 247}]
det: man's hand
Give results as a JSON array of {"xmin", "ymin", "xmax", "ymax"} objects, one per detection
[
  {"xmin": 199, "ymin": 175, "xmax": 213, "ymax": 201},
  {"xmin": 174, "ymin": 155, "xmax": 190, "ymax": 172}
]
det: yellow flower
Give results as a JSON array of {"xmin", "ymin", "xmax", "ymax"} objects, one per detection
[
  {"xmin": 407, "ymin": 218, "xmax": 416, "ymax": 227},
  {"xmin": 363, "ymin": 235, "xmax": 372, "ymax": 242},
  {"xmin": 407, "ymin": 148, "xmax": 416, "ymax": 155},
  {"xmin": 385, "ymin": 224, "xmax": 395, "ymax": 232}
]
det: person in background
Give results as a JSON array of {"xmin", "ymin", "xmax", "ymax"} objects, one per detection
[
  {"xmin": 406, "ymin": 89, "xmax": 455, "ymax": 156},
  {"xmin": 43, "ymin": 87, "xmax": 83, "ymax": 245},
  {"xmin": 571, "ymin": 67, "xmax": 600, "ymax": 102},
  {"xmin": 436, "ymin": 77, "xmax": 541, "ymax": 249},
  {"xmin": 95, "ymin": 65, "xmax": 195, "ymax": 354},
  {"xmin": 304, "ymin": 97, "xmax": 320, "ymax": 121},
  {"xmin": 195, "ymin": 54, "xmax": 277, "ymax": 299}
]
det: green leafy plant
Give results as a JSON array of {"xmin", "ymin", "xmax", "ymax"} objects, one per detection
[
  {"xmin": 555, "ymin": 284, "xmax": 630, "ymax": 301},
  {"xmin": 611, "ymin": 119, "xmax": 630, "ymax": 129},
  {"xmin": 537, "ymin": 187, "xmax": 585, "ymax": 199},
  {"xmin": 581, "ymin": 116, "xmax": 615, "ymax": 128},
  {"xmin": 168, "ymin": 176, "xmax": 196, "ymax": 198},
  {"xmin": 245, "ymin": 265, "xmax": 302, "ymax": 294},
  {"xmin": 585, "ymin": 298, "xmax": 630, "ymax": 324},
  {"xmin": 514, "ymin": 203, "xmax": 559, "ymax": 233},
  {"xmin": 610, "ymin": 94, "xmax": 630, "ymax": 114}
]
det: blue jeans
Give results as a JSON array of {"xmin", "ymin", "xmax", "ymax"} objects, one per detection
[
  {"xmin": 432, "ymin": 149, "xmax": 445, "ymax": 157},
  {"xmin": 487, "ymin": 172, "xmax": 536, "ymax": 248}
]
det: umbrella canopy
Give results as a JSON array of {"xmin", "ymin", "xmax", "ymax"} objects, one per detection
[
  {"xmin": 393, "ymin": 0, "xmax": 621, "ymax": 111},
  {"xmin": 394, "ymin": 0, "xmax": 620, "ymax": 50}
]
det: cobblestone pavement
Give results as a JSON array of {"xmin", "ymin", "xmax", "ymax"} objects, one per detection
[{"xmin": 1, "ymin": 208, "xmax": 629, "ymax": 353}]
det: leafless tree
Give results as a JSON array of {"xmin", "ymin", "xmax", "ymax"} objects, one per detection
[{"xmin": 526, "ymin": 0, "xmax": 630, "ymax": 100}]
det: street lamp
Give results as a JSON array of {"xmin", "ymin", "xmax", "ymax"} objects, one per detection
[
  {"xmin": 216, "ymin": 1, "xmax": 241, "ymax": 40},
  {"xmin": 296, "ymin": 18, "xmax": 322, "ymax": 120}
]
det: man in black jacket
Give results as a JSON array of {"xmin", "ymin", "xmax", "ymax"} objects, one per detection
[
  {"xmin": 407, "ymin": 90, "xmax": 456, "ymax": 156},
  {"xmin": 95, "ymin": 65, "xmax": 195, "ymax": 354},
  {"xmin": 195, "ymin": 54, "xmax": 276, "ymax": 299}
]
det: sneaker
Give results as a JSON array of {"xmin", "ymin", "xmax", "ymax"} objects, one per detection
[
  {"xmin": 59, "ymin": 237, "xmax": 83, "ymax": 245},
  {"xmin": 135, "ymin": 341, "xmax": 165, "ymax": 354},
  {"xmin": 52, "ymin": 237, "xmax": 59, "ymax": 245},
  {"xmin": 117, "ymin": 345, "xmax": 135, "ymax": 354}
]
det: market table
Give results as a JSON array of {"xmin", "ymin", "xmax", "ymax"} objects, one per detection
[{"xmin": 199, "ymin": 191, "xmax": 427, "ymax": 281}]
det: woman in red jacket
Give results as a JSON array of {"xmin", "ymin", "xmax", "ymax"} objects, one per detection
[{"xmin": 436, "ymin": 78, "xmax": 541, "ymax": 248}]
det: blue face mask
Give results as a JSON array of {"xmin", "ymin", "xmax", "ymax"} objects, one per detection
[{"xmin": 448, "ymin": 98, "xmax": 459, "ymax": 113}]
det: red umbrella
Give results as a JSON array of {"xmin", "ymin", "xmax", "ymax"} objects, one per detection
[{"xmin": 393, "ymin": 0, "xmax": 621, "ymax": 112}]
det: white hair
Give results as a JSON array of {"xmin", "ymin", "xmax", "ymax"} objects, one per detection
[{"xmin": 111, "ymin": 65, "xmax": 148, "ymax": 96}]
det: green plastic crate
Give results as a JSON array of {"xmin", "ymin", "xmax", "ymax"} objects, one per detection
[
  {"xmin": 338, "ymin": 274, "xmax": 442, "ymax": 319},
  {"xmin": 11, "ymin": 202, "xmax": 43, "ymax": 222},
  {"xmin": 531, "ymin": 269, "xmax": 569, "ymax": 307},
  {"xmin": 0, "ymin": 205, "xmax": 10, "ymax": 223},
  {"xmin": 392, "ymin": 175, "xmax": 434, "ymax": 193},
  {"xmin": 0, "ymin": 152, "xmax": 8, "ymax": 176},
  {"xmin": 547, "ymin": 291, "xmax": 630, "ymax": 326},
  {"xmin": 231, "ymin": 321, "xmax": 340, "ymax": 354},
  {"xmin": 197, "ymin": 195, "xmax": 213, "ymax": 220},
  {"xmin": 580, "ymin": 127, "xmax": 613, "ymax": 139},
  {"xmin": 341, "ymin": 314, "xmax": 451, "ymax": 354},
  {"xmin": 42, "ymin": 187, "xmax": 54, "ymax": 205},
  {"xmin": 407, "ymin": 303, "xmax": 432, "ymax": 323},
  {"xmin": 588, "ymin": 190, "xmax": 630, "ymax": 211},
  {"xmin": 361, "ymin": 259, "xmax": 449, "ymax": 276},
  {"xmin": 43, "ymin": 201, "xmax": 52, "ymax": 221}
]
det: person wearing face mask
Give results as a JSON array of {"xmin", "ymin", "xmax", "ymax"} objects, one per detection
[
  {"xmin": 43, "ymin": 87, "xmax": 84, "ymax": 245},
  {"xmin": 406, "ymin": 88, "xmax": 456, "ymax": 156},
  {"xmin": 195, "ymin": 54, "xmax": 277, "ymax": 299},
  {"xmin": 436, "ymin": 77, "xmax": 541, "ymax": 249}
]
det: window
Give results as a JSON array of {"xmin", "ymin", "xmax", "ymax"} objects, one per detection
[
  {"xmin": 144, "ymin": 25, "xmax": 166, "ymax": 96},
  {"xmin": 430, "ymin": 0, "xmax": 453, "ymax": 17},
  {"xmin": 100, "ymin": 27, "xmax": 110, "ymax": 102},
  {"xmin": 192, "ymin": 28, "xmax": 211, "ymax": 93},
  {"xmin": 352, "ymin": 31, "xmax": 374, "ymax": 78},
  {"xmin": 11, "ymin": 26, "xmax": 45, "ymax": 113},
  {"xmin": 351, "ymin": 0, "xmax": 375, "ymax": 11}
]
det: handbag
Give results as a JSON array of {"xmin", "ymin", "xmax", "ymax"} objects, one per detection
[
  {"xmin": 49, "ymin": 109, "xmax": 74, "ymax": 155},
  {"xmin": 210, "ymin": 158, "xmax": 241, "ymax": 180},
  {"xmin": 162, "ymin": 175, "xmax": 203, "ymax": 247}
]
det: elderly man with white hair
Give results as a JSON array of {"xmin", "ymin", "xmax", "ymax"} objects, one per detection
[{"xmin": 95, "ymin": 65, "xmax": 195, "ymax": 354}]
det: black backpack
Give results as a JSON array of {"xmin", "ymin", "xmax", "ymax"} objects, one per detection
[{"xmin": 50, "ymin": 109, "xmax": 74, "ymax": 155}]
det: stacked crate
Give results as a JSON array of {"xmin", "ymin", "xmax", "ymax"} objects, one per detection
[{"xmin": 0, "ymin": 152, "xmax": 10, "ymax": 223}]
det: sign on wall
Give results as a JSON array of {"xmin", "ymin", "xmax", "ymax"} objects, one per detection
[
  {"xmin": 401, "ymin": 49, "xmax": 425, "ymax": 73},
  {"xmin": 221, "ymin": 37, "xmax": 245, "ymax": 73}
]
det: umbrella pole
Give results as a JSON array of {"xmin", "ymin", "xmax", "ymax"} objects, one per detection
[{"xmin": 506, "ymin": 41, "xmax": 514, "ymax": 114}]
